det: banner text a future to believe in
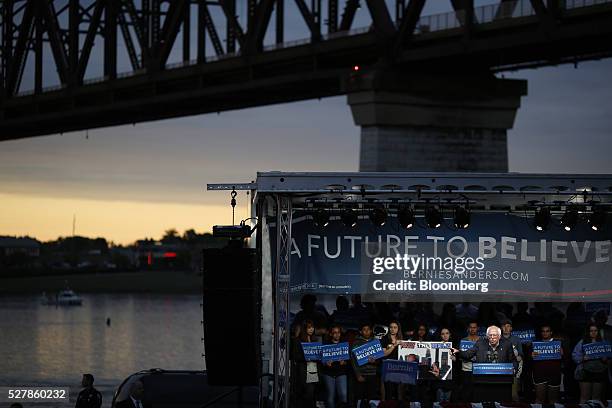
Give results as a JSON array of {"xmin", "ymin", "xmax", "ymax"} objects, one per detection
[{"xmin": 269, "ymin": 213, "xmax": 612, "ymax": 301}]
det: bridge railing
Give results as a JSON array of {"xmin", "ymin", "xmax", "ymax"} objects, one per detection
[{"xmin": 10, "ymin": 0, "xmax": 612, "ymax": 98}]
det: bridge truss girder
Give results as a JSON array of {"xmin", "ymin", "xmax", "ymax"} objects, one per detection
[{"xmin": 1, "ymin": 0, "xmax": 612, "ymax": 140}]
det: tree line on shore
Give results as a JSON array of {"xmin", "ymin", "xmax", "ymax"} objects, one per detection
[{"xmin": 0, "ymin": 228, "xmax": 228, "ymax": 276}]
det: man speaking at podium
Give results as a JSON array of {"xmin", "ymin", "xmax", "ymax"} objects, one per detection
[{"xmin": 453, "ymin": 326, "xmax": 517, "ymax": 402}]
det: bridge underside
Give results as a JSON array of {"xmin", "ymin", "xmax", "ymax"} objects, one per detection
[{"xmin": 1, "ymin": 2, "xmax": 612, "ymax": 140}]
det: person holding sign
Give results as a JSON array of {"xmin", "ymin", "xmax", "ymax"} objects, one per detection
[
  {"xmin": 458, "ymin": 320, "xmax": 481, "ymax": 402},
  {"xmin": 290, "ymin": 319, "xmax": 321, "ymax": 408},
  {"xmin": 380, "ymin": 320, "xmax": 403, "ymax": 401},
  {"xmin": 434, "ymin": 327, "xmax": 457, "ymax": 402},
  {"xmin": 501, "ymin": 320, "xmax": 523, "ymax": 402},
  {"xmin": 572, "ymin": 323, "xmax": 609, "ymax": 403},
  {"xmin": 531, "ymin": 324, "xmax": 563, "ymax": 404},
  {"xmin": 321, "ymin": 324, "xmax": 348, "ymax": 408},
  {"xmin": 351, "ymin": 322, "xmax": 383, "ymax": 406}
]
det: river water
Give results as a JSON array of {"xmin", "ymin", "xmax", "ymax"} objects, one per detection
[{"xmin": 0, "ymin": 293, "xmax": 204, "ymax": 407}]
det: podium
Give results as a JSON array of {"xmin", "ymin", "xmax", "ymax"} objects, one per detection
[{"xmin": 472, "ymin": 363, "xmax": 514, "ymax": 402}]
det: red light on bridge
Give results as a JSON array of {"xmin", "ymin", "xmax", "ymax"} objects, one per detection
[
  {"xmin": 353, "ymin": 65, "xmax": 360, "ymax": 71},
  {"xmin": 163, "ymin": 252, "xmax": 177, "ymax": 258}
]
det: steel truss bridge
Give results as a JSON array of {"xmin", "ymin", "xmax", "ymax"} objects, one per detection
[{"xmin": 1, "ymin": 0, "xmax": 612, "ymax": 140}]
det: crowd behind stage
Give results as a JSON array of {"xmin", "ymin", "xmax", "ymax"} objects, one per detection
[{"xmin": 289, "ymin": 296, "xmax": 612, "ymax": 408}]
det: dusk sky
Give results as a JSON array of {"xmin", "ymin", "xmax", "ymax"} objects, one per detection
[{"xmin": 1, "ymin": 1, "xmax": 611, "ymax": 245}]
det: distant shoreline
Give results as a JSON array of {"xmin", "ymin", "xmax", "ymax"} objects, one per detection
[{"xmin": 0, "ymin": 269, "xmax": 202, "ymax": 293}]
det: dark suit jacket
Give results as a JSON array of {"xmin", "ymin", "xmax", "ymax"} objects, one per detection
[
  {"xmin": 458, "ymin": 338, "xmax": 516, "ymax": 365},
  {"xmin": 114, "ymin": 398, "xmax": 151, "ymax": 408}
]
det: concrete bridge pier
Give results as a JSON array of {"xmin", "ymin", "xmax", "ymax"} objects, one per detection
[{"xmin": 346, "ymin": 71, "xmax": 528, "ymax": 172}]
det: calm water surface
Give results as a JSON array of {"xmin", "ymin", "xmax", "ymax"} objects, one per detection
[{"xmin": 0, "ymin": 293, "xmax": 204, "ymax": 407}]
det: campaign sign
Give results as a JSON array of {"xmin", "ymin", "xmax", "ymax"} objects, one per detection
[
  {"xmin": 301, "ymin": 342, "xmax": 323, "ymax": 361},
  {"xmin": 352, "ymin": 339, "xmax": 384, "ymax": 366},
  {"xmin": 397, "ymin": 341, "xmax": 454, "ymax": 380},
  {"xmin": 512, "ymin": 329, "xmax": 536, "ymax": 344},
  {"xmin": 460, "ymin": 340, "xmax": 476, "ymax": 352},
  {"xmin": 382, "ymin": 360, "xmax": 418, "ymax": 385},
  {"xmin": 321, "ymin": 342, "xmax": 350, "ymax": 363},
  {"xmin": 473, "ymin": 363, "xmax": 514, "ymax": 375},
  {"xmin": 583, "ymin": 341, "xmax": 612, "ymax": 359},
  {"xmin": 532, "ymin": 341, "xmax": 562, "ymax": 361},
  {"xmin": 430, "ymin": 342, "xmax": 453, "ymax": 349}
]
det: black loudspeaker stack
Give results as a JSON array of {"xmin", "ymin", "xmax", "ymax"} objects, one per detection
[{"xmin": 202, "ymin": 245, "xmax": 261, "ymax": 386}]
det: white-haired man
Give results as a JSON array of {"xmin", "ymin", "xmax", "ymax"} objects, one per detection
[
  {"xmin": 453, "ymin": 326, "xmax": 516, "ymax": 364},
  {"xmin": 452, "ymin": 325, "xmax": 517, "ymax": 402}
]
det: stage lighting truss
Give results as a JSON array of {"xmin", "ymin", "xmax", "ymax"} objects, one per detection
[
  {"xmin": 529, "ymin": 202, "xmax": 609, "ymax": 232},
  {"xmin": 302, "ymin": 198, "xmax": 609, "ymax": 232}
]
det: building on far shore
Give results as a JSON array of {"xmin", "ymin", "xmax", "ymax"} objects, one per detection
[
  {"xmin": 0, "ymin": 236, "xmax": 40, "ymax": 258},
  {"xmin": 0, "ymin": 236, "xmax": 41, "ymax": 270},
  {"xmin": 135, "ymin": 240, "xmax": 186, "ymax": 270}
]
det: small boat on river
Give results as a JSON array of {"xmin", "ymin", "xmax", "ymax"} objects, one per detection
[{"xmin": 40, "ymin": 289, "xmax": 83, "ymax": 306}]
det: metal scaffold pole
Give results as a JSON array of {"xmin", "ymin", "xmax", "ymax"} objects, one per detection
[{"xmin": 273, "ymin": 194, "xmax": 292, "ymax": 408}]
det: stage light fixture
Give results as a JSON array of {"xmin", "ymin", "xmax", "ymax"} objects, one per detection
[
  {"xmin": 534, "ymin": 207, "xmax": 551, "ymax": 231},
  {"xmin": 588, "ymin": 208, "xmax": 607, "ymax": 231},
  {"xmin": 369, "ymin": 206, "xmax": 387, "ymax": 226},
  {"xmin": 560, "ymin": 207, "xmax": 578, "ymax": 231},
  {"xmin": 312, "ymin": 208, "xmax": 330, "ymax": 227},
  {"xmin": 425, "ymin": 206, "xmax": 442, "ymax": 228},
  {"xmin": 454, "ymin": 206, "xmax": 470, "ymax": 229},
  {"xmin": 398, "ymin": 206, "xmax": 415, "ymax": 229},
  {"xmin": 341, "ymin": 208, "xmax": 358, "ymax": 228}
]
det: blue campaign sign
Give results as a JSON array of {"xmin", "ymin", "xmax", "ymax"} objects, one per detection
[
  {"xmin": 301, "ymin": 342, "xmax": 323, "ymax": 361},
  {"xmin": 430, "ymin": 342, "xmax": 453, "ymax": 349},
  {"xmin": 583, "ymin": 341, "xmax": 612, "ymax": 359},
  {"xmin": 512, "ymin": 329, "xmax": 536, "ymax": 343},
  {"xmin": 352, "ymin": 339, "xmax": 384, "ymax": 366},
  {"xmin": 532, "ymin": 341, "xmax": 562, "ymax": 360},
  {"xmin": 321, "ymin": 342, "xmax": 350, "ymax": 363},
  {"xmin": 460, "ymin": 340, "xmax": 476, "ymax": 352},
  {"xmin": 382, "ymin": 360, "xmax": 418, "ymax": 385},
  {"xmin": 473, "ymin": 363, "xmax": 514, "ymax": 375}
]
